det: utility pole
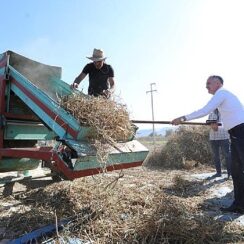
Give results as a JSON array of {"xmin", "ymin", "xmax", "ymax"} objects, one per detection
[{"xmin": 146, "ymin": 83, "xmax": 157, "ymax": 147}]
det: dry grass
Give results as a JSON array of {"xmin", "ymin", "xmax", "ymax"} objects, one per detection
[
  {"xmin": 61, "ymin": 93, "xmax": 135, "ymax": 144},
  {"xmin": 144, "ymin": 126, "xmax": 213, "ymax": 169},
  {"xmin": 1, "ymin": 169, "xmax": 244, "ymax": 243},
  {"xmin": 60, "ymin": 93, "xmax": 136, "ymax": 164}
]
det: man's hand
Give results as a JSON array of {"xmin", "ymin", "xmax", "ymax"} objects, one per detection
[
  {"xmin": 71, "ymin": 83, "xmax": 79, "ymax": 89},
  {"xmin": 171, "ymin": 116, "xmax": 186, "ymax": 125},
  {"xmin": 102, "ymin": 89, "xmax": 112, "ymax": 98},
  {"xmin": 210, "ymin": 122, "xmax": 219, "ymax": 131}
]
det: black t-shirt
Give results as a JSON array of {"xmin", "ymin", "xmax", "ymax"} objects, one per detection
[{"xmin": 82, "ymin": 62, "xmax": 114, "ymax": 96}]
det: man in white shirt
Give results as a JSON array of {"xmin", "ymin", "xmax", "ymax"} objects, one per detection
[
  {"xmin": 207, "ymin": 109, "xmax": 231, "ymax": 178},
  {"xmin": 172, "ymin": 75, "xmax": 244, "ymax": 214}
]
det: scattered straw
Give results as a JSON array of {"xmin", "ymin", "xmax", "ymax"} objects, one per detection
[{"xmin": 2, "ymin": 169, "xmax": 244, "ymax": 243}]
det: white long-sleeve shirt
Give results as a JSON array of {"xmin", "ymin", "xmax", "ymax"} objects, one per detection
[{"xmin": 185, "ymin": 87, "xmax": 244, "ymax": 130}]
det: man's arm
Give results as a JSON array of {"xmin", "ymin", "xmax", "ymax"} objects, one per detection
[
  {"xmin": 103, "ymin": 77, "xmax": 115, "ymax": 98},
  {"xmin": 172, "ymin": 91, "xmax": 225, "ymax": 125},
  {"xmin": 108, "ymin": 77, "xmax": 115, "ymax": 92},
  {"xmin": 71, "ymin": 72, "xmax": 87, "ymax": 89}
]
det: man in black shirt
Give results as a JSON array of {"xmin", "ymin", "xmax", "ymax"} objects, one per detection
[{"xmin": 71, "ymin": 48, "xmax": 115, "ymax": 98}]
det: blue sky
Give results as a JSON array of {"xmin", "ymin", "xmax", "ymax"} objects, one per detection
[{"xmin": 1, "ymin": 0, "xmax": 244, "ymax": 129}]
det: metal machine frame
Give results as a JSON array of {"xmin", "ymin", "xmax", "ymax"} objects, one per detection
[{"xmin": 0, "ymin": 51, "xmax": 148, "ymax": 180}]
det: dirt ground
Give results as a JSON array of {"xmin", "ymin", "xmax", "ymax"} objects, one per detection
[{"xmin": 0, "ymin": 165, "xmax": 243, "ymax": 243}]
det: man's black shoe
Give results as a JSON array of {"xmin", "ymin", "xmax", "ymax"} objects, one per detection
[
  {"xmin": 212, "ymin": 173, "xmax": 222, "ymax": 177},
  {"xmin": 220, "ymin": 205, "xmax": 244, "ymax": 214}
]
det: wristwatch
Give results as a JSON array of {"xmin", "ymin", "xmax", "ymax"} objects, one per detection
[{"xmin": 180, "ymin": 116, "xmax": 186, "ymax": 122}]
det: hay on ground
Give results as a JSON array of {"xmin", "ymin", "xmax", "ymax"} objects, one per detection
[
  {"xmin": 144, "ymin": 125, "xmax": 213, "ymax": 169},
  {"xmin": 2, "ymin": 171, "xmax": 244, "ymax": 243}
]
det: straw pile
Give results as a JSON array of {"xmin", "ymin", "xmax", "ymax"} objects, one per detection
[
  {"xmin": 144, "ymin": 126, "xmax": 212, "ymax": 169},
  {"xmin": 2, "ymin": 170, "xmax": 244, "ymax": 243},
  {"xmin": 60, "ymin": 93, "xmax": 136, "ymax": 164},
  {"xmin": 61, "ymin": 93, "xmax": 135, "ymax": 144}
]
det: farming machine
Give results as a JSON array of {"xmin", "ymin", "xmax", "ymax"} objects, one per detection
[{"xmin": 0, "ymin": 51, "xmax": 149, "ymax": 180}]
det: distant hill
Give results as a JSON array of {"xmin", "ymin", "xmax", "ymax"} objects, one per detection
[{"xmin": 136, "ymin": 127, "xmax": 174, "ymax": 137}]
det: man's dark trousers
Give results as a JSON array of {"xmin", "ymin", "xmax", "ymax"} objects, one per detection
[{"xmin": 229, "ymin": 123, "xmax": 244, "ymax": 208}]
